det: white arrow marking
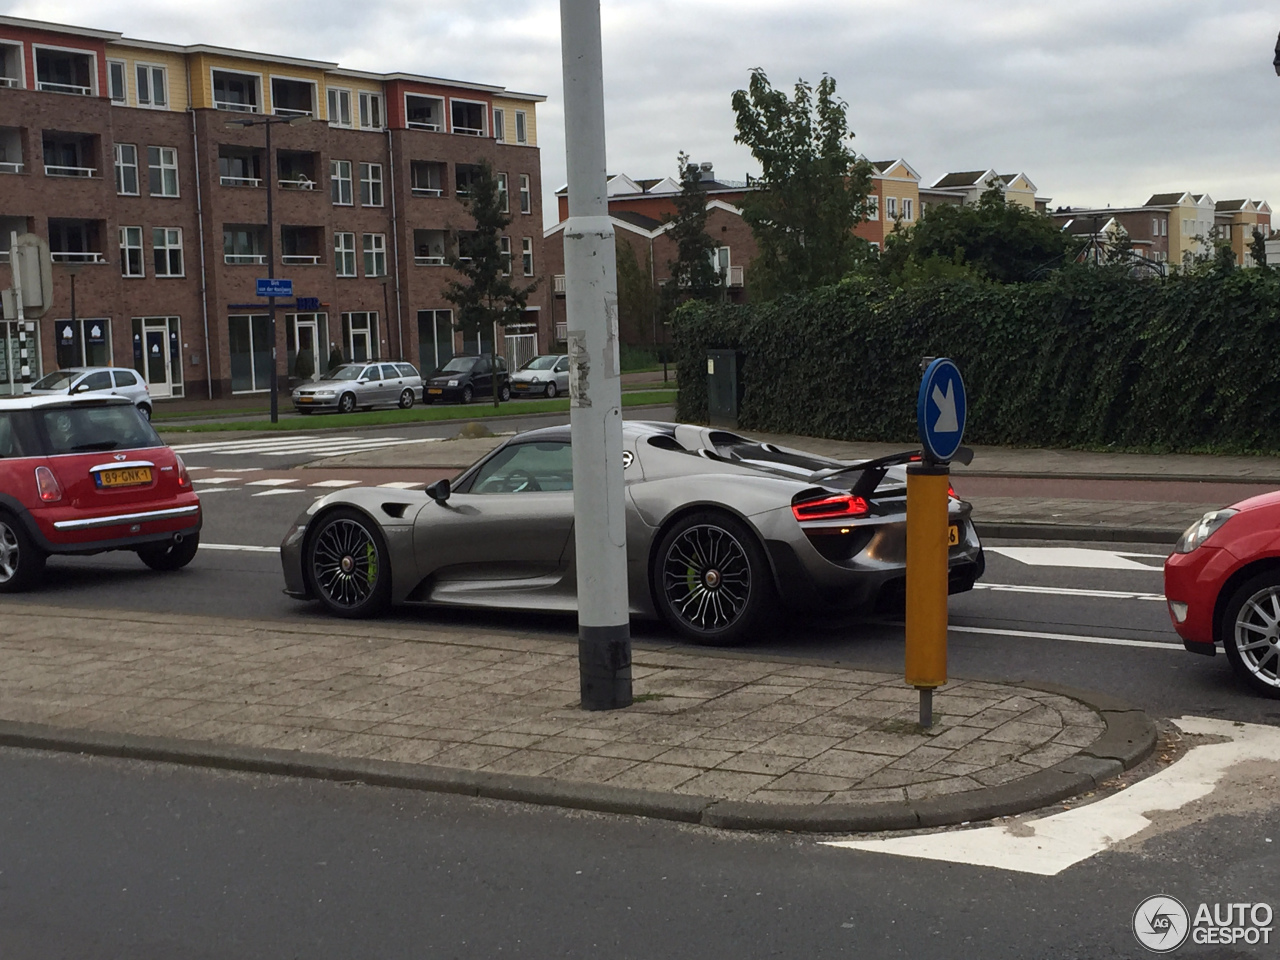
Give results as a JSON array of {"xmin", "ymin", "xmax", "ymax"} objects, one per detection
[
  {"xmin": 824, "ymin": 716, "xmax": 1280, "ymax": 876},
  {"xmin": 931, "ymin": 381, "xmax": 959, "ymax": 433}
]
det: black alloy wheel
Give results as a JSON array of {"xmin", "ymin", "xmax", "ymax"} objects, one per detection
[
  {"xmin": 499, "ymin": 383, "xmax": 511, "ymax": 403},
  {"xmin": 1222, "ymin": 572, "xmax": 1280, "ymax": 698},
  {"xmin": 461, "ymin": 384, "xmax": 474, "ymax": 404},
  {"xmin": 652, "ymin": 510, "xmax": 777, "ymax": 645},
  {"xmin": 138, "ymin": 404, "xmax": 152, "ymax": 421},
  {"xmin": 398, "ymin": 388, "xmax": 415, "ymax": 409},
  {"xmin": 138, "ymin": 533, "xmax": 200, "ymax": 571},
  {"xmin": 338, "ymin": 392, "xmax": 357, "ymax": 414},
  {"xmin": 0, "ymin": 513, "xmax": 44, "ymax": 593},
  {"xmin": 306, "ymin": 508, "xmax": 392, "ymax": 618}
]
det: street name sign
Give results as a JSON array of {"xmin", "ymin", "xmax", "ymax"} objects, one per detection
[{"xmin": 256, "ymin": 278, "xmax": 293, "ymax": 298}]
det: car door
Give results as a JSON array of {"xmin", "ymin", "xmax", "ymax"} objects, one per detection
[
  {"xmin": 72, "ymin": 370, "xmax": 114, "ymax": 396},
  {"xmin": 473, "ymin": 356, "xmax": 492, "ymax": 397},
  {"xmin": 356, "ymin": 364, "xmax": 383, "ymax": 407},
  {"xmin": 381, "ymin": 364, "xmax": 406, "ymax": 405},
  {"xmin": 554, "ymin": 356, "xmax": 570, "ymax": 395},
  {"xmin": 112, "ymin": 369, "xmax": 146, "ymax": 406},
  {"xmin": 413, "ymin": 440, "xmax": 575, "ymax": 603}
]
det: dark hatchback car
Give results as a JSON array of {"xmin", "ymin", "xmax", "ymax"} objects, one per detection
[{"xmin": 423, "ymin": 355, "xmax": 510, "ymax": 404}]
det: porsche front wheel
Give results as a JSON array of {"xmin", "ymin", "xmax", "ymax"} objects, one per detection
[
  {"xmin": 652, "ymin": 511, "xmax": 776, "ymax": 645},
  {"xmin": 306, "ymin": 509, "xmax": 392, "ymax": 618}
]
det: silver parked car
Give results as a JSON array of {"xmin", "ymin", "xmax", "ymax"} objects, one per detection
[
  {"xmin": 292, "ymin": 362, "xmax": 423, "ymax": 415},
  {"xmin": 30, "ymin": 367, "xmax": 153, "ymax": 420},
  {"xmin": 280, "ymin": 421, "xmax": 985, "ymax": 644},
  {"xmin": 510, "ymin": 354, "xmax": 570, "ymax": 399}
]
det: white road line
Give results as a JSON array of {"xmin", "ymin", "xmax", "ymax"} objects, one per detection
[
  {"xmin": 376, "ymin": 481, "xmax": 423, "ymax": 489},
  {"xmin": 211, "ymin": 468, "xmax": 262, "ymax": 473},
  {"xmin": 201, "ymin": 543, "xmax": 279, "ymax": 553},
  {"xmin": 987, "ymin": 546, "xmax": 1163, "ymax": 571},
  {"xmin": 973, "ymin": 583, "xmax": 1165, "ymax": 602},
  {"xmin": 251, "ymin": 488, "xmax": 308, "ymax": 497},
  {"xmin": 244, "ymin": 478, "xmax": 299, "ymax": 487},
  {"xmin": 171, "ymin": 436, "xmax": 422, "ymax": 455},
  {"xmin": 309, "ymin": 479, "xmax": 362, "ymax": 488},
  {"xmin": 948, "ymin": 624, "xmax": 1178, "ymax": 650},
  {"xmin": 192, "ymin": 477, "xmax": 241, "ymax": 485},
  {"xmin": 824, "ymin": 717, "xmax": 1280, "ymax": 876}
]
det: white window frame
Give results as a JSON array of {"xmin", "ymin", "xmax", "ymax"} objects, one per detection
[
  {"xmin": 449, "ymin": 97, "xmax": 488, "ymax": 137},
  {"xmin": 500, "ymin": 236, "xmax": 511, "ymax": 276},
  {"xmin": 493, "ymin": 107, "xmax": 505, "ymax": 142},
  {"xmin": 334, "ymin": 231, "xmax": 357, "ymax": 277},
  {"xmin": 326, "ymin": 87, "xmax": 352, "ymax": 127},
  {"xmin": 330, "ymin": 159, "xmax": 352, "ymax": 206},
  {"xmin": 885, "ymin": 196, "xmax": 898, "ymax": 219},
  {"xmin": 359, "ymin": 162, "xmax": 383, "ymax": 207},
  {"xmin": 515, "ymin": 110, "xmax": 527, "ymax": 145},
  {"xmin": 0, "ymin": 40, "xmax": 26, "ymax": 91},
  {"xmin": 521, "ymin": 237, "xmax": 533, "ymax": 277},
  {"xmin": 152, "ymin": 227, "xmax": 184, "ymax": 278},
  {"xmin": 902, "ymin": 198, "xmax": 913, "ymax": 221},
  {"xmin": 866, "ymin": 195, "xmax": 879, "ymax": 220},
  {"xmin": 210, "ymin": 68, "xmax": 261, "ymax": 114},
  {"xmin": 107, "ymin": 59, "xmax": 127, "ymax": 104},
  {"xmin": 120, "ymin": 226, "xmax": 144, "ymax": 278},
  {"xmin": 497, "ymin": 172, "xmax": 509, "ymax": 214},
  {"xmin": 358, "ymin": 91, "xmax": 383, "ymax": 130},
  {"xmin": 114, "ymin": 143, "xmax": 139, "ymax": 196},
  {"xmin": 519, "ymin": 173, "xmax": 531, "ymax": 215},
  {"xmin": 148, "ymin": 145, "xmax": 179, "ymax": 197},
  {"xmin": 135, "ymin": 62, "xmax": 168, "ymax": 109},
  {"xmin": 269, "ymin": 73, "xmax": 317, "ymax": 118},
  {"xmin": 32, "ymin": 43, "xmax": 99, "ymax": 97},
  {"xmin": 404, "ymin": 93, "xmax": 445, "ymax": 131},
  {"xmin": 362, "ymin": 233, "xmax": 387, "ymax": 277}
]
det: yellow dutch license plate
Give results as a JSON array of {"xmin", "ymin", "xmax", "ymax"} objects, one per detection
[
  {"xmin": 297, "ymin": 397, "xmax": 314, "ymax": 403},
  {"xmin": 428, "ymin": 388, "xmax": 443, "ymax": 395},
  {"xmin": 948, "ymin": 525, "xmax": 960, "ymax": 546},
  {"xmin": 98, "ymin": 467, "xmax": 152, "ymax": 488}
]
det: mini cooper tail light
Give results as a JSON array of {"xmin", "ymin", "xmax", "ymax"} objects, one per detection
[
  {"xmin": 792, "ymin": 493, "xmax": 870, "ymax": 522},
  {"xmin": 34, "ymin": 465, "xmax": 63, "ymax": 502},
  {"xmin": 174, "ymin": 454, "xmax": 192, "ymax": 489}
]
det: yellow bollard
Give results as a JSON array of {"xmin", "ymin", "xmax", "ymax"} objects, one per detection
[{"xmin": 905, "ymin": 463, "xmax": 950, "ymax": 700}]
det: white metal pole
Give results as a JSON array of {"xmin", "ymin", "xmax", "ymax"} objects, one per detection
[
  {"xmin": 560, "ymin": 0, "xmax": 631, "ymax": 710},
  {"xmin": 10, "ymin": 231, "xmax": 29, "ymax": 393}
]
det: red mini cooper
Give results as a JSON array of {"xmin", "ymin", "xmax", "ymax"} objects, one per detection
[{"xmin": 0, "ymin": 395, "xmax": 201, "ymax": 592}]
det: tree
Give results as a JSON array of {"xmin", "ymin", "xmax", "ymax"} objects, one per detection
[
  {"xmin": 666, "ymin": 152, "xmax": 723, "ymax": 303},
  {"xmin": 443, "ymin": 161, "xmax": 538, "ymax": 406},
  {"xmin": 1252, "ymin": 228, "xmax": 1268, "ymax": 268},
  {"xmin": 615, "ymin": 238, "xmax": 657, "ymax": 347},
  {"xmin": 881, "ymin": 182, "xmax": 1076, "ymax": 284},
  {"xmin": 730, "ymin": 69, "xmax": 873, "ymax": 299}
]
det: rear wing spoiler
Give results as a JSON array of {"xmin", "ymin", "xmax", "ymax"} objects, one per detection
[{"xmin": 809, "ymin": 447, "xmax": 973, "ymax": 498}]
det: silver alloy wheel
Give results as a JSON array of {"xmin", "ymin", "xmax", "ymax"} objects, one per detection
[
  {"xmin": 0, "ymin": 520, "xmax": 19, "ymax": 583},
  {"xmin": 545, "ymin": 382, "xmax": 557, "ymax": 399},
  {"xmin": 339, "ymin": 393, "xmax": 356, "ymax": 414},
  {"xmin": 1233, "ymin": 585, "xmax": 1280, "ymax": 688},
  {"xmin": 661, "ymin": 523, "xmax": 751, "ymax": 631},
  {"xmin": 311, "ymin": 517, "xmax": 379, "ymax": 609}
]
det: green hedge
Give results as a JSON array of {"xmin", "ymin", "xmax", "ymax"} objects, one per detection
[{"xmin": 674, "ymin": 267, "xmax": 1280, "ymax": 452}]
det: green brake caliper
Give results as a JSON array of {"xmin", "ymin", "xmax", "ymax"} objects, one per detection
[{"xmin": 366, "ymin": 542, "xmax": 378, "ymax": 585}]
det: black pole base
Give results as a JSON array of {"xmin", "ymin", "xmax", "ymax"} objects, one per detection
[{"xmin": 578, "ymin": 624, "xmax": 632, "ymax": 711}]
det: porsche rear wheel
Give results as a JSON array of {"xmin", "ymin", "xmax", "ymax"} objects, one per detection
[
  {"xmin": 1222, "ymin": 572, "xmax": 1280, "ymax": 698},
  {"xmin": 0, "ymin": 513, "xmax": 44, "ymax": 593},
  {"xmin": 653, "ymin": 511, "xmax": 776, "ymax": 645},
  {"xmin": 306, "ymin": 508, "xmax": 392, "ymax": 618}
]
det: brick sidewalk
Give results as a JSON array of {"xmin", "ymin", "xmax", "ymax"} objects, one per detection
[{"xmin": 1, "ymin": 604, "xmax": 1107, "ymax": 811}]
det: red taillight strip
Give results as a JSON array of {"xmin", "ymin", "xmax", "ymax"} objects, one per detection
[{"xmin": 791, "ymin": 493, "xmax": 870, "ymax": 522}]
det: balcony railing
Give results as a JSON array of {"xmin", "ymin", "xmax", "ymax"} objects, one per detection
[
  {"xmin": 411, "ymin": 186, "xmax": 443, "ymax": 197},
  {"xmin": 279, "ymin": 178, "xmax": 316, "ymax": 191},
  {"xmin": 0, "ymin": 251, "xmax": 9, "ymax": 263},
  {"xmin": 215, "ymin": 100, "xmax": 258, "ymax": 113},
  {"xmin": 273, "ymin": 107, "xmax": 312, "ymax": 118},
  {"xmin": 407, "ymin": 121, "xmax": 441, "ymax": 132},
  {"xmin": 219, "ymin": 175, "xmax": 261, "ymax": 187},
  {"xmin": 414, "ymin": 255, "xmax": 446, "ymax": 266},
  {"xmin": 453, "ymin": 126, "xmax": 483, "ymax": 137},
  {"xmin": 51, "ymin": 251, "xmax": 106, "ymax": 264},
  {"xmin": 281, "ymin": 255, "xmax": 320, "ymax": 265},
  {"xmin": 45, "ymin": 164, "xmax": 96, "ymax": 178},
  {"xmin": 0, "ymin": 161, "xmax": 23, "ymax": 174},
  {"xmin": 37, "ymin": 81, "xmax": 91, "ymax": 96},
  {"xmin": 224, "ymin": 253, "xmax": 267, "ymax": 265},
  {"xmin": 553, "ymin": 274, "xmax": 566, "ymax": 294},
  {"xmin": 0, "ymin": 77, "xmax": 20, "ymax": 89},
  {"xmin": 727, "ymin": 265, "xmax": 744, "ymax": 287}
]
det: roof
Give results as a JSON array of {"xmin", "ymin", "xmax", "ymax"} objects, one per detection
[
  {"xmin": 1216, "ymin": 199, "xmax": 1251, "ymax": 212},
  {"xmin": 931, "ymin": 170, "xmax": 994, "ymax": 189},
  {"xmin": 1061, "ymin": 217, "xmax": 1115, "ymax": 236},
  {"xmin": 1145, "ymin": 192, "xmax": 1190, "ymax": 206},
  {"xmin": 613, "ymin": 211, "xmax": 664, "ymax": 231}
]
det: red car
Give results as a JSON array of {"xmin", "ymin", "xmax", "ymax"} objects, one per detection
[
  {"xmin": 1164, "ymin": 491, "xmax": 1280, "ymax": 697},
  {"xmin": 0, "ymin": 395, "xmax": 200, "ymax": 592}
]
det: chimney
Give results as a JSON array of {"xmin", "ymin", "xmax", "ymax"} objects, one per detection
[{"xmin": 699, "ymin": 161, "xmax": 714, "ymax": 182}]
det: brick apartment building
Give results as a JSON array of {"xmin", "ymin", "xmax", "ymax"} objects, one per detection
[{"xmin": 0, "ymin": 15, "xmax": 549, "ymax": 402}]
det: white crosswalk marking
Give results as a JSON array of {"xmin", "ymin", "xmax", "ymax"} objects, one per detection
[
  {"xmin": 376, "ymin": 481, "xmax": 424, "ymax": 489},
  {"xmin": 170, "ymin": 435, "xmax": 434, "ymax": 457},
  {"xmin": 252, "ymin": 488, "xmax": 307, "ymax": 497},
  {"xmin": 987, "ymin": 546, "xmax": 1164, "ymax": 571},
  {"xmin": 309, "ymin": 479, "xmax": 361, "ymax": 488},
  {"xmin": 972, "ymin": 583, "xmax": 1165, "ymax": 602},
  {"xmin": 192, "ymin": 477, "xmax": 240, "ymax": 485},
  {"xmin": 244, "ymin": 478, "xmax": 298, "ymax": 487}
]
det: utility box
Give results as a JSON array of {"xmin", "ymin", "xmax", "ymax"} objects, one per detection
[{"xmin": 706, "ymin": 348, "xmax": 741, "ymax": 428}]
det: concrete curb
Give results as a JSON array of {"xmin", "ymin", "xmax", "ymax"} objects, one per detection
[
  {"xmin": 0, "ymin": 685, "xmax": 1156, "ymax": 834},
  {"xmin": 974, "ymin": 521, "xmax": 1181, "ymax": 544}
]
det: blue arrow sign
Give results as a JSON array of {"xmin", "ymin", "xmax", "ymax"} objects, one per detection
[
  {"xmin": 917, "ymin": 358, "xmax": 966, "ymax": 462},
  {"xmin": 256, "ymin": 278, "xmax": 293, "ymax": 298}
]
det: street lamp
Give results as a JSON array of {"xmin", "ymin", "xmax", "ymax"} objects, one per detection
[{"xmin": 225, "ymin": 112, "xmax": 311, "ymax": 423}]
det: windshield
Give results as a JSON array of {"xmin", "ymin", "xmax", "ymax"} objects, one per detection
[
  {"xmin": 33, "ymin": 371, "xmax": 78, "ymax": 391},
  {"xmin": 521, "ymin": 356, "xmax": 559, "ymax": 371},
  {"xmin": 39, "ymin": 404, "xmax": 161, "ymax": 454},
  {"xmin": 441, "ymin": 357, "xmax": 478, "ymax": 373},
  {"xmin": 326, "ymin": 366, "xmax": 365, "ymax": 381}
]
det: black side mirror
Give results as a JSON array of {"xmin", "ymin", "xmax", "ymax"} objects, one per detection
[{"xmin": 426, "ymin": 478, "xmax": 451, "ymax": 503}]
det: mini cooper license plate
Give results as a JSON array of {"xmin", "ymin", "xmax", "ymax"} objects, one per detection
[
  {"xmin": 97, "ymin": 467, "xmax": 152, "ymax": 488},
  {"xmin": 948, "ymin": 525, "xmax": 960, "ymax": 546}
]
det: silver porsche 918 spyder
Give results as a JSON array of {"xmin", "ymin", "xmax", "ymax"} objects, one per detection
[{"xmin": 280, "ymin": 421, "xmax": 985, "ymax": 645}]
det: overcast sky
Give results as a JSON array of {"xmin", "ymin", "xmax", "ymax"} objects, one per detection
[{"xmin": 9, "ymin": 0, "xmax": 1280, "ymax": 224}]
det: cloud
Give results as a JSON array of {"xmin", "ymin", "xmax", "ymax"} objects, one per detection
[{"xmin": 9, "ymin": 0, "xmax": 1280, "ymax": 221}]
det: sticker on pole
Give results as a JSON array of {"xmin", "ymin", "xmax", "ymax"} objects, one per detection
[{"xmin": 917, "ymin": 358, "xmax": 966, "ymax": 462}]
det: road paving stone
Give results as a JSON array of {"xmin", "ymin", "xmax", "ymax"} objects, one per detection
[{"xmin": 0, "ymin": 604, "xmax": 1113, "ymax": 808}]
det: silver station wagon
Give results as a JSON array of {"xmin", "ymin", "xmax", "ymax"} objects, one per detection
[{"xmin": 292, "ymin": 362, "xmax": 423, "ymax": 414}]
